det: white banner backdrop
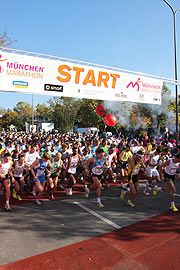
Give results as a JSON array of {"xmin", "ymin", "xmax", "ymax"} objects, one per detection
[{"xmin": 0, "ymin": 51, "xmax": 162, "ymax": 104}]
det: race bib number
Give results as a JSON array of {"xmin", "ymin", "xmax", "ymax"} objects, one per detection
[{"xmin": 92, "ymin": 165, "xmax": 103, "ymax": 175}]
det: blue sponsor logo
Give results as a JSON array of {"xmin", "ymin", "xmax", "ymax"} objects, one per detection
[{"xmin": 13, "ymin": 81, "xmax": 28, "ymax": 88}]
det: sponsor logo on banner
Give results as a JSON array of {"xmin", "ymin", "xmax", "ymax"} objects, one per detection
[
  {"xmin": 126, "ymin": 77, "xmax": 161, "ymax": 96},
  {"xmin": 5, "ymin": 58, "xmax": 44, "ymax": 79},
  {"xmin": 13, "ymin": 81, "xmax": 28, "ymax": 88},
  {"xmin": 44, "ymin": 84, "xmax": 63, "ymax": 92},
  {"xmin": 126, "ymin": 78, "xmax": 143, "ymax": 91},
  {"xmin": 115, "ymin": 92, "xmax": 128, "ymax": 99},
  {"xmin": 139, "ymin": 94, "xmax": 144, "ymax": 99}
]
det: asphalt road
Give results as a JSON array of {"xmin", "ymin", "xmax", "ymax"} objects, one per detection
[{"xmin": 1, "ymin": 179, "xmax": 180, "ymax": 265}]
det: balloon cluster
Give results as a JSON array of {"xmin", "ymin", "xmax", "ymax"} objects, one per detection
[{"xmin": 96, "ymin": 104, "xmax": 117, "ymax": 126}]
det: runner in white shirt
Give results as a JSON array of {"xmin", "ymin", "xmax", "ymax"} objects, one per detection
[
  {"xmin": 6, "ymin": 141, "xmax": 15, "ymax": 154},
  {"xmin": 65, "ymin": 146, "xmax": 82, "ymax": 195},
  {"xmin": 0, "ymin": 152, "xmax": 14, "ymax": 211},
  {"xmin": 157, "ymin": 153, "xmax": 180, "ymax": 212},
  {"xmin": 143, "ymin": 146, "xmax": 161, "ymax": 195},
  {"xmin": 12, "ymin": 154, "xmax": 28, "ymax": 201},
  {"xmin": 85, "ymin": 149, "xmax": 108, "ymax": 208},
  {"xmin": 25, "ymin": 145, "xmax": 40, "ymax": 166}
]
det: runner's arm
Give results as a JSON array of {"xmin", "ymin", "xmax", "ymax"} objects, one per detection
[{"xmin": 159, "ymin": 159, "xmax": 170, "ymax": 169}]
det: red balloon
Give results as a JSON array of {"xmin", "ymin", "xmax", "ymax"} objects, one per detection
[
  {"xmin": 105, "ymin": 114, "xmax": 117, "ymax": 126},
  {"xmin": 96, "ymin": 104, "xmax": 106, "ymax": 116}
]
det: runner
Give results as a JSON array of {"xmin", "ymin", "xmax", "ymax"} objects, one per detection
[
  {"xmin": 117, "ymin": 144, "xmax": 132, "ymax": 188},
  {"xmin": 157, "ymin": 153, "xmax": 180, "ymax": 212},
  {"xmin": 0, "ymin": 152, "xmax": 14, "ymax": 211},
  {"xmin": 12, "ymin": 153, "xmax": 28, "ymax": 201},
  {"xmin": 143, "ymin": 146, "xmax": 161, "ymax": 196},
  {"xmin": 78, "ymin": 147, "xmax": 90, "ymax": 185},
  {"xmin": 65, "ymin": 146, "xmax": 82, "ymax": 196},
  {"xmin": 25, "ymin": 144, "xmax": 41, "ymax": 189},
  {"xmin": 85, "ymin": 148, "xmax": 108, "ymax": 208},
  {"xmin": 47, "ymin": 152, "xmax": 63, "ymax": 200},
  {"xmin": 104, "ymin": 147, "xmax": 117, "ymax": 186},
  {"xmin": 120, "ymin": 151, "xmax": 145, "ymax": 207},
  {"xmin": 30, "ymin": 153, "xmax": 53, "ymax": 205}
]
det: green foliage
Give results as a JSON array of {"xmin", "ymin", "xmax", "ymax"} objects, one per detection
[
  {"xmin": 1, "ymin": 111, "xmax": 18, "ymax": 130},
  {"xmin": 156, "ymin": 113, "xmax": 167, "ymax": 128},
  {"xmin": 0, "ymin": 106, "xmax": 7, "ymax": 114},
  {"xmin": 0, "ymin": 110, "xmax": 29, "ymax": 131},
  {"xmin": 48, "ymin": 97, "xmax": 81, "ymax": 132},
  {"xmin": 76, "ymin": 99, "xmax": 104, "ymax": 127},
  {"xmin": 36, "ymin": 103, "xmax": 52, "ymax": 118},
  {"xmin": 13, "ymin": 101, "xmax": 32, "ymax": 117}
]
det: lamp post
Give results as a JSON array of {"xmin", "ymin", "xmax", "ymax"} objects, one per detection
[
  {"xmin": 162, "ymin": 0, "xmax": 180, "ymax": 145},
  {"xmin": 32, "ymin": 94, "xmax": 34, "ymax": 127}
]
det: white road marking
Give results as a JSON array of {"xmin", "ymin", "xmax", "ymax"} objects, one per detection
[{"xmin": 73, "ymin": 201, "xmax": 121, "ymax": 230}]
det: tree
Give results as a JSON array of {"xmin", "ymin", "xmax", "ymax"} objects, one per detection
[
  {"xmin": 48, "ymin": 97, "xmax": 81, "ymax": 132},
  {"xmin": 129, "ymin": 104, "xmax": 152, "ymax": 129},
  {"xmin": 1, "ymin": 111, "xmax": 18, "ymax": 130},
  {"xmin": 0, "ymin": 106, "xmax": 7, "ymax": 114},
  {"xmin": 13, "ymin": 101, "xmax": 33, "ymax": 117},
  {"xmin": 0, "ymin": 30, "xmax": 17, "ymax": 47},
  {"xmin": 0, "ymin": 110, "xmax": 30, "ymax": 131},
  {"xmin": 169, "ymin": 95, "xmax": 180, "ymax": 125},
  {"xmin": 36, "ymin": 103, "xmax": 52, "ymax": 119},
  {"xmin": 76, "ymin": 99, "xmax": 104, "ymax": 127}
]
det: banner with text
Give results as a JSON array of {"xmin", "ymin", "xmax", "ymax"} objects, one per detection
[{"xmin": 0, "ymin": 51, "xmax": 162, "ymax": 104}]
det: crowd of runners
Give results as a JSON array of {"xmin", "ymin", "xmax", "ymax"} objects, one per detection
[{"xmin": 0, "ymin": 129, "xmax": 180, "ymax": 212}]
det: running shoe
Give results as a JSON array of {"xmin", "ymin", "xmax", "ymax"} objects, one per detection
[
  {"xmin": 113, "ymin": 178, "xmax": 116, "ymax": 183},
  {"xmin": 127, "ymin": 201, "xmax": 135, "ymax": 207},
  {"xmin": 153, "ymin": 186, "xmax": 158, "ymax": 196},
  {"xmin": 143, "ymin": 191, "xmax": 150, "ymax": 196},
  {"xmin": 66, "ymin": 188, "xmax": 72, "ymax": 196},
  {"xmin": 85, "ymin": 187, "xmax": 89, "ymax": 198},
  {"xmin": 120, "ymin": 190, "xmax": 125, "ymax": 200},
  {"xmin": 5, "ymin": 203, "xmax": 11, "ymax": 211},
  {"xmin": 97, "ymin": 201, "xmax": 104, "ymax": 208},
  {"xmin": 170, "ymin": 205, "xmax": 178, "ymax": 212},
  {"xmin": 12, "ymin": 190, "xmax": 17, "ymax": 199},
  {"xmin": 120, "ymin": 183, "xmax": 125, "ymax": 189},
  {"xmin": 49, "ymin": 195, "xmax": 55, "ymax": 200},
  {"xmin": 35, "ymin": 199, "xmax": 42, "ymax": 205},
  {"xmin": 17, "ymin": 196, "xmax": 23, "ymax": 201}
]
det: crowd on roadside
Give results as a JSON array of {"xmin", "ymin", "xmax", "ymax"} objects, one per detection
[{"xmin": 0, "ymin": 129, "xmax": 180, "ymax": 212}]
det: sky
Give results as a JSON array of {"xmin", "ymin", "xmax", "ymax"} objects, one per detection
[{"xmin": 0, "ymin": 0, "xmax": 180, "ymax": 110}]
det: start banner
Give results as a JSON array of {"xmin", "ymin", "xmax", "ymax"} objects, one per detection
[{"xmin": 0, "ymin": 51, "xmax": 162, "ymax": 105}]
